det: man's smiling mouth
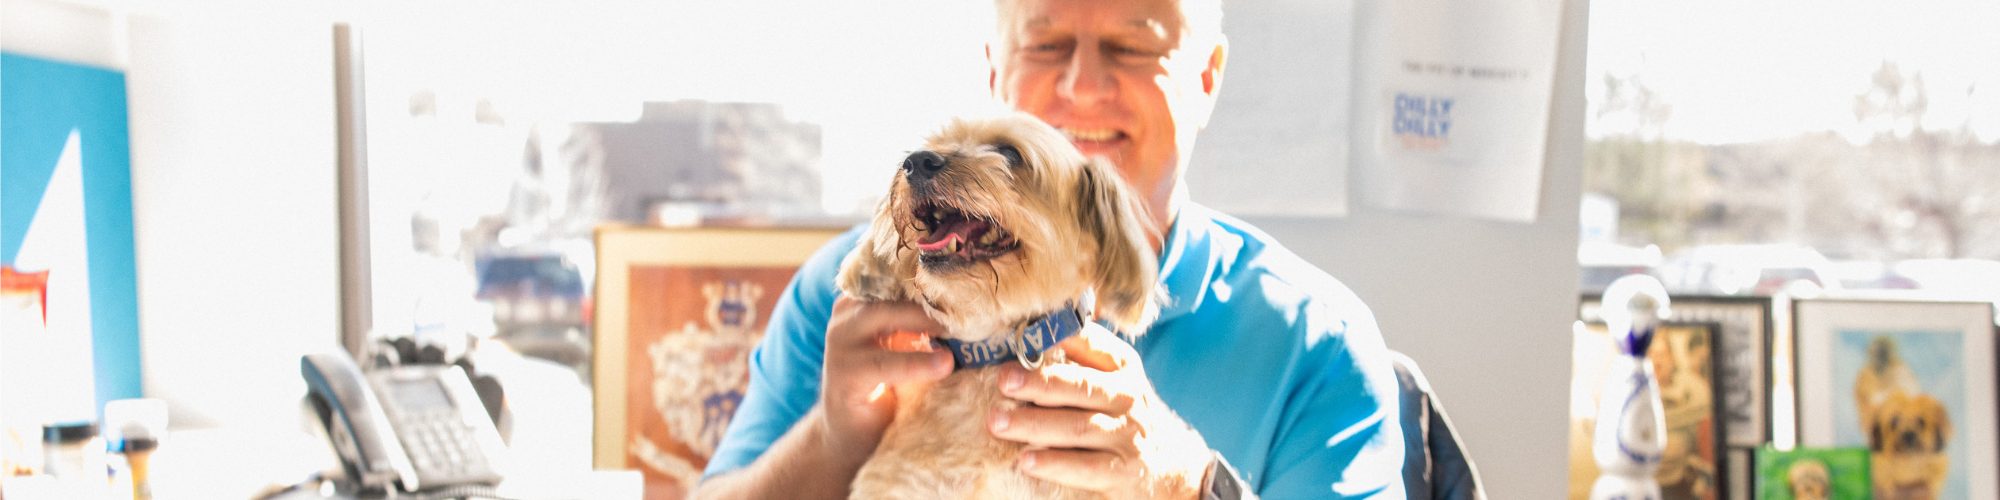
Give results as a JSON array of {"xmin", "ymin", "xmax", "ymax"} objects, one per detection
[{"xmin": 1060, "ymin": 127, "xmax": 1124, "ymax": 143}]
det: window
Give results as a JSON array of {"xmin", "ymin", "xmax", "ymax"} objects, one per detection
[{"xmin": 1581, "ymin": 0, "xmax": 2000, "ymax": 296}]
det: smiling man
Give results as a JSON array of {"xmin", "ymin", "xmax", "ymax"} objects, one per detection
[
  {"xmin": 692, "ymin": 1, "xmax": 1406, "ymax": 499},
  {"xmin": 991, "ymin": 0, "xmax": 1224, "ymax": 240}
]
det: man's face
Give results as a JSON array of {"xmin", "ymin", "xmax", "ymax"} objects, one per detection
[{"xmin": 991, "ymin": 0, "xmax": 1220, "ymax": 223}]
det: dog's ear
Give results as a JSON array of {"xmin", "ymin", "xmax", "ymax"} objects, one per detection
[
  {"xmin": 1867, "ymin": 407, "xmax": 1885, "ymax": 451},
  {"xmin": 1934, "ymin": 401, "xmax": 1954, "ymax": 452},
  {"xmin": 836, "ymin": 198, "xmax": 912, "ymax": 302},
  {"xmin": 1075, "ymin": 159, "xmax": 1158, "ymax": 332}
]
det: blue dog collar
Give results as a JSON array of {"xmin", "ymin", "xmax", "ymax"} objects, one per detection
[{"xmin": 941, "ymin": 292, "xmax": 1097, "ymax": 370}]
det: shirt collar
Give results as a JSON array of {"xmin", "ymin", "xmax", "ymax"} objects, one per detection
[
  {"xmin": 1152, "ymin": 203, "xmax": 1224, "ymax": 326},
  {"xmin": 939, "ymin": 299, "xmax": 1091, "ymax": 369}
]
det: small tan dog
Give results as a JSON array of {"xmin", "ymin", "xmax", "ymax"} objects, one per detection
[
  {"xmin": 1786, "ymin": 459, "xmax": 1831, "ymax": 500},
  {"xmin": 1867, "ymin": 392, "xmax": 1952, "ymax": 500},
  {"xmin": 836, "ymin": 114, "xmax": 1160, "ymax": 499},
  {"xmin": 1854, "ymin": 336, "xmax": 1923, "ymax": 433}
]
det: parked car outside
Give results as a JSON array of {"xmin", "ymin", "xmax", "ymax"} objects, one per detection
[
  {"xmin": 1657, "ymin": 244, "xmax": 1842, "ymax": 296},
  {"xmin": 1578, "ymin": 241, "xmax": 1663, "ymax": 294}
]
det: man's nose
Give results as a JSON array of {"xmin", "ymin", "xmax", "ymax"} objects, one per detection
[
  {"xmin": 1060, "ymin": 41, "xmax": 1113, "ymax": 107},
  {"xmin": 903, "ymin": 150, "xmax": 947, "ymax": 182}
]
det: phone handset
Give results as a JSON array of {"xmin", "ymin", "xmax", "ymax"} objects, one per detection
[{"xmin": 303, "ymin": 352, "xmax": 422, "ymax": 493}]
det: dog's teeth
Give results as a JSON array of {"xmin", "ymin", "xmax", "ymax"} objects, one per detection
[
  {"xmin": 945, "ymin": 239, "xmax": 959, "ymax": 254},
  {"xmin": 980, "ymin": 230, "xmax": 999, "ymax": 245}
]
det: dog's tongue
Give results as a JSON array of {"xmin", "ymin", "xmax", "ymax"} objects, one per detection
[{"xmin": 917, "ymin": 217, "xmax": 990, "ymax": 253}]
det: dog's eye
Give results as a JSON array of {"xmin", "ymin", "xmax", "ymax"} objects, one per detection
[{"xmin": 994, "ymin": 144, "xmax": 1024, "ymax": 168}]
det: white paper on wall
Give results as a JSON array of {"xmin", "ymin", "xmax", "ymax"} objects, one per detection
[
  {"xmin": 1355, "ymin": 0, "xmax": 1563, "ymax": 223},
  {"xmin": 1185, "ymin": 0, "xmax": 1355, "ymax": 217}
]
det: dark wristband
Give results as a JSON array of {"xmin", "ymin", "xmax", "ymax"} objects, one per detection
[{"xmin": 1201, "ymin": 451, "xmax": 1255, "ymax": 500}]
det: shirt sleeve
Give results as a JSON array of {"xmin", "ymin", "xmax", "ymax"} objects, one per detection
[
  {"xmin": 700, "ymin": 226, "xmax": 864, "ymax": 480},
  {"xmin": 1255, "ymin": 300, "xmax": 1407, "ymax": 500}
]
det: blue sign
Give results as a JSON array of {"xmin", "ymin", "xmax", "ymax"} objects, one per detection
[{"xmin": 2, "ymin": 51, "xmax": 142, "ymax": 416}]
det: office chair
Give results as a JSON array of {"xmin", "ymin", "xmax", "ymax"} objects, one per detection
[{"xmin": 1389, "ymin": 351, "xmax": 1487, "ymax": 500}]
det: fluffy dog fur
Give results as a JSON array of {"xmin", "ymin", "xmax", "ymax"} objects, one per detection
[
  {"xmin": 1854, "ymin": 336, "xmax": 1923, "ymax": 434},
  {"xmin": 1867, "ymin": 392, "xmax": 1952, "ymax": 500},
  {"xmin": 1787, "ymin": 460, "xmax": 1830, "ymax": 500},
  {"xmin": 836, "ymin": 114, "xmax": 1160, "ymax": 499}
]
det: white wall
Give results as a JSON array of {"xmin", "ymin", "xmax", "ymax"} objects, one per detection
[
  {"xmin": 1227, "ymin": 0, "xmax": 1586, "ymax": 497},
  {"xmin": 121, "ymin": 3, "xmax": 340, "ymax": 430}
]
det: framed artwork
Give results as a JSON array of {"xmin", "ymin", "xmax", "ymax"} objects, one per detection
[
  {"xmin": 1794, "ymin": 299, "xmax": 1997, "ymax": 500},
  {"xmin": 1568, "ymin": 321, "xmax": 1727, "ymax": 500},
  {"xmin": 1582, "ymin": 295, "xmax": 1773, "ymax": 446},
  {"xmin": 1, "ymin": 51, "xmax": 143, "ymax": 424},
  {"xmin": 593, "ymin": 225, "xmax": 845, "ymax": 500},
  {"xmin": 1754, "ymin": 446, "xmax": 1871, "ymax": 500}
]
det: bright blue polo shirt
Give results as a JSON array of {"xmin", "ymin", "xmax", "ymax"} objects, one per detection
[{"xmin": 701, "ymin": 203, "xmax": 1406, "ymax": 499}]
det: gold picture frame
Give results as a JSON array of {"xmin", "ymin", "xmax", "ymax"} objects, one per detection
[{"xmin": 592, "ymin": 225, "xmax": 846, "ymax": 499}]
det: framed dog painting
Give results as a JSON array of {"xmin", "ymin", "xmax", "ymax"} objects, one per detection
[
  {"xmin": 1753, "ymin": 446, "xmax": 1871, "ymax": 500},
  {"xmin": 592, "ymin": 225, "xmax": 846, "ymax": 500},
  {"xmin": 1568, "ymin": 321, "xmax": 1727, "ymax": 500},
  {"xmin": 1793, "ymin": 298, "xmax": 1997, "ymax": 500}
]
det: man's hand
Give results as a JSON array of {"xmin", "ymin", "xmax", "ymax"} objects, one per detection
[
  {"xmin": 989, "ymin": 324, "xmax": 1211, "ymax": 499},
  {"xmin": 820, "ymin": 296, "xmax": 955, "ymax": 460},
  {"xmin": 693, "ymin": 296, "xmax": 952, "ymax": 500}
]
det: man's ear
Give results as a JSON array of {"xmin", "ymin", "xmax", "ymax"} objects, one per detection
[
  {"xmin": 1075, "ymin": 160, "xmax": 1159, "ymax": 332},
  {"xmin": 1202, "ymin": 41, "xmax": 1226, "ymax": 96},
  {"xmin": 987, "ymin": 44, "xmax": 999, "ymax": 99}
]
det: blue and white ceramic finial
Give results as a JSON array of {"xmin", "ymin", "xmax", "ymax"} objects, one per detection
[
  {"xmin": 1590, "ymin": 274, "xmax": 1672, "ymax": 500},
  {"xmin": 1601, "ymin": 275, "xmax": 1672, "ymax": 357}
]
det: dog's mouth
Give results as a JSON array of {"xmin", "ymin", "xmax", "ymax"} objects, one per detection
[{"xmin": 912, "ymin": 201, "xmax": 1018, "ymax": 263}]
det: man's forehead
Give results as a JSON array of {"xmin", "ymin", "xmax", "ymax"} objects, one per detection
[
  {"xmin": 1019, "ymin": 15, "xmax": 1168, "ymax": 33},
  {"xmin": 1009, "ymin": 0, "xmax": 1182, "ymax": 38}
]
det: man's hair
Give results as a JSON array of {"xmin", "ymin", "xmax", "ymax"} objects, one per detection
[
  {"xmin": 1182, "ymin": 0, "xmax": 1224, "ymax": 47},
  {"xmin": 992, "ymin": 0, "xmax": 1226, "ymax": 49}
]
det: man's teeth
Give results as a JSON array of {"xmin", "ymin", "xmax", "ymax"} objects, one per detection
[{"xmin": 1062, "ymin": 128, "xmax": 1118, "ymax": 142}]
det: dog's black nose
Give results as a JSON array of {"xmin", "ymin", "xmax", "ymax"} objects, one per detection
[{"xmin": 903, "ymin": 150, "xmax": 947, "ymax": 181}]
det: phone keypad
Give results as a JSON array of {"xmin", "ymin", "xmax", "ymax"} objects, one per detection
[{"xmin": 400, "ymin": 413, "xmax": 488, "ymax": 477}]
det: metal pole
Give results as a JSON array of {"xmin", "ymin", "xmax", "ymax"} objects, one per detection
[{"xmin": 334, "ymin": 23, "xmax": 372, "ymax": 358}]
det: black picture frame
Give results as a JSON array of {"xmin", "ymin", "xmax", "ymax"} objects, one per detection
[
  {"xmin": 1569, "ymin": 319, "xmax": 1730, "ymax": 500},
  {"xmin": 1582, "ymin": 295, "xmax": 1774, "ymax": 447}
]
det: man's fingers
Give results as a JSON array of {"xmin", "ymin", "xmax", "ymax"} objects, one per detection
[
  {"xmin": 835, "ymin": 347, "xmax": 949, "ymax": 392},
  {"xmin": 990, "ymin": 405, "xmax": 1142, "ymax": 452},
  {"xmin": 829, "ymin": 296, "xmax": 948, "ymax": 347},
  {"xmin": 1017, "ymin": 448, "xmax": 1140, "ymax": 493},
  {"xmin": 1000, "ymin": 363, "xmax": 1136, "ymax": 414},
  {"xmin": 1056, "ymin": 323, "xmax": 1139, "ymax": 372},
  {"xmin": 829, "ymin": 348, "xmax": 950, "ymax": 410},
  {"xmin": 879, "ymin": 330, "xmax": 938, "ymax": 352},
  {"xmin": 825, "ymin": 296, "xmax": 953, "ymax": 410},
  {"xmin": 880, "ymin": 349, "xmax": 953, "ymax": 383}
]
